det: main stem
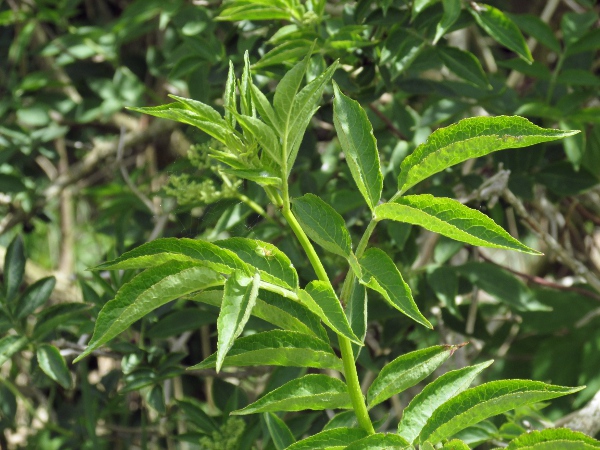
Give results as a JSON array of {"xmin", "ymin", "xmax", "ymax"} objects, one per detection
[{"xmin": 281, "ymin": 206, "xmax": 375, "ymax": 435}]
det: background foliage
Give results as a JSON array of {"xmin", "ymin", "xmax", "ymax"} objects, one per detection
[{"xmin": 1, "ymin": 0, "xmax": 599, "ymax": 448}]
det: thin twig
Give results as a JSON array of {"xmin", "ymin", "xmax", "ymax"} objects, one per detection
[{"xmin": 368, "ymin": 104, "xmax": 406, "ymax": 140}]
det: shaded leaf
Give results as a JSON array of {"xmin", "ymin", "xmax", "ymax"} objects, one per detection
[
  {"xmin": 434, "ymin": 0, "xmax": 462, "ymax": 44},
  {"xmin": 264, "ymin": 412, "xmax": 295, "ymax": 450},
  {"xmin": 189, "ymin": 330, "xmax": 342, "ymax": 371},
  {"xmin": 216, "ymin": 270, "xmax": 260, "ymax": 372},
  {"xmin": 333, "ymin": 82, "xmax": 383, "ymax": 211},
  {"xmin": 358, "ymin": 248, "xmax": 431, "ymax": 329},
  {"xmin": 397, "ymin": 116, "xmax": 577, "ymax": 194},
  {"xmin": 14, "ymin": 276, "xmax": 56, "ymax": 319},
  {"xmin": 4, "ymin": 235, "xmax": 25, "ymax": 303},
  {"xmin": 398, "ymin": 360, "xmax": 493, "ymax": 443},
  {"xmin": 437, "ymin": 47, "xmax": 490, "ymax": 89},
  {"xmin": 375, "ymin": 195, "xmax": 539, "ymax": 254},
  {"xmin": 37, "ymin": 344, "xmax": 72, "ymax": 389},
  {"xmin": 0, "ymin": 335, "xmax": 28, "ymax": 367},
  {"xmin": 509, "ymin": 13, "xmax": 560, "ymax": 53},
  {"xmin": 367, "ymin": 345, "xmax": 457, "ymax": 408},
  {"xmin": 419, "ymin": 380, "xmax": 583, "ymax": 444},
  {"xmin": 74, "ymin": 263, "xmax": 223, "ymax": 362},
  {"xmin": 232, "ymin": 374, "xmax": 352, "ymax": 415}
]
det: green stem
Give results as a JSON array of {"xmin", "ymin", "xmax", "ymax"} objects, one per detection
[{"xmin": 280, "ymin": 205, "xmax": 375, "ymax": 435}]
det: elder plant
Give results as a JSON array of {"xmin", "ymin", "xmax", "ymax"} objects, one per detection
[{"xmin": 75, "ymin": 55, "xmax": 596, "ymax": 448}]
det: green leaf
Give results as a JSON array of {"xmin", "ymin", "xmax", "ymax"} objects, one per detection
[
  {"xmin": 254, "ymin": 40, "xmax": 313, "ymax": 69},
  {"xmin": 190, "ymin": 290, "xmax": 328, "ymax": 342},
  {"xmin": 508, "ymin": 14, "xmax": 561, "ymax": 53},
  {"xmin": 469, "ymin": 3, "xmax": 532, "ymax": 63},
  {"xmin": 506, "ymin": 428, "xmax": 600, "ymax": 449},
  {"xmin": 14, "ymin": 276, "xmax": 56, "ymax": 319},
  {"xmin": 367, "ymin": 345, "xmax": 457, "ymax": 408},
  {"xmin": 251, "ymin": 84, "xmax": 279, "ymax": 132},
  {"xmin": 345, "ymin": 433, "xmax": 411, "ymax": 449},
  {"xmin": 224, "ymin": 61, "xmax": 237, "ymax": 128},
  {"xmin": 240, "ymin": 51, "xmax": 254, "ymax": 117},
  {"xmin": 146, "ymin": 308, "xmax": 217, "ymax": 339},
  {"xmin": 233, "ymin": 112, "xmax": 282, "ymax": 164},
  {"xmin": 216, "ymin": 270, "xmax": 260, "ymax": 372},
  {"xmin": 397, "ymin": 116, "xmax": 578, "ymax": 195},
  {"xmin": 442, "ymin": 440, "xmax": 471, "ymax": 450},
  {"xmin": 286, "ymin": 60, "xmax": 339, "ymax": 172},
  {"xmin": 36, "ymin": 344, "xmax": 72, "ymax": 389},
  {"xmin": 375, "ymin": 195, "xmax": 539, "ymax": 254},
  {"xmin": 427, "ymin": 266, "xmax": 460, "ymax": 318},
  {"xmin": 4, "ymin": 235, "xmax": 25, "ymax": 303},
  {"xmin": 231, "ymin": 374, "xmax": 352, "ymax": 415},
  {"xmin": 218, "ymin": 2, "xmax": 292, "ymax": 22},
  {"xmin": 358, "ymin": 248, "xmax": 431, "ymax": 329},
  {"xmin": 168, "ymin": 94, "xmax": 223, "ymax": 123},
  {"xmin": 437, "ymin": 47, "xmax": 490, "ymax": 89},
  {"xmin": 176, "ymin": 397, "xmax": 219, "ymax": 433},
  {"xmin": 456, "ymin": 262, "xmax": 550, "ymax": 311},
  {"xmin": 74, "ymin": 263, "xmax": 223, "ymax": 362},
  {"xmin": 419, "ymin": 380, "xmax": 584, "ymax": 445},
  {"xmin": 332, "ymin": 82, "xmax": 383, "ymax": 211},
  {"xmin": 94, "ymin": 238, "xmax": 251, "ymax": 275},
  {"xmin": 0, "ymin": 335, "xmax": 28, "ymax": 367},
  {"xmin": 346, "ymin": 278, "xmax": 367, "ymax": 360},
  {"xmin": 189, "ymin": 330, "xmax": 342, "ymax": 371},
  {"xmin": 411, "ymin": 0, "xmax": 438, "ymax": 21},
  {"xmin": 286, "ymin": 428, "xmax": 368, "ymax": 450},
  {"xmin": 567, "ymin": 28, "xmax": 600, "ymax": 56},
  {"xmin": 433, "ymin": 0, "xmax": 461, "ymax": 44},
  {"xmin": 33, "ymin": 303, "xmax": 89, "ymax": 341},
  {"xmin": 264, "ymin": 412, "xmax": 295, "ymax": 450},
  {"xmin": 398, "ymin": 360, "xmax": 493, "ymax": 443},
  {"xmin": 146, "ymin": 385, "xmax": 165, "ymax": 414},
  {"xmin": 299, "ymin": 281, "xmax": 362, "ymax": 344},
  {"xmin": 292, "ymin": 194, "xmax": 353, "ymax": 259},
  {"xmin": 220, "ymin": 168, "xmax": 282, "ymax": 187},
  {"xmin": 216, "ymin": 237, "xmax": 298, "ymax": 290}
]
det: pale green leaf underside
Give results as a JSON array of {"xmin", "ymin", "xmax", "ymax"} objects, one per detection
[
  {"xmin": 74, "ymin": 262, "xmax": 223, "ymax": 362},
  {"xmin": 293, "ymin": 193, "xmax": 353, "ymax": 259},
  {"xmin": 344, "ymin": 433, "xmax": 411, "ymax": 449},
  {"xmin": 375, "ymin": 195, "xmax": 539, "ymax": 254},
  {"xmin": 189, "ymin": 330, "xmax": 342, "ymax": 371},
  {"xmin": 300, "ymin": 281, "xmax": 362, "ymax": 345},
  {"xmin": 232, "ymin": 374, "xmax": 352, "ymax": 415},
  {"xmin": 507, "ymin": 429, "xmax": 600, "ymax": 449},
  {"xmin": 216, "ymin": 237, "xmax": 298, "ymax": 290},
  {"xmin": 333, "ymin": 82, "xmax": 383, "ymax": 211},
  {"xmin": 189, "ymin": 290, "xmax": 328, "ymax": 342},
  {"xmin": 359, "ymin": 248, "xmax": 431, "ymax": 329},
  {"xmin": 398, "ymin": 360, "xmax": 493, "ymax": 443},
  {"xmin": 216, "ymin": 270, "xmax": 260, "ymax": 372},
  {"xmin": 420, "ymin": 380, "xmax": 584, "ymax": 444},
  {"xmin": 397, "ymin": 116, "xmax": 578, "ymax": 194},
  {"xmin": 286, "ymin": 428, "xmax": 368, "ymax": 450},
  {"xmin": 94, "ymin": 238, "xmax": 251, "ymax": 275},
  {"xmin": 367, "ymin": 345, "xmax": 454, "ymax": 408}
]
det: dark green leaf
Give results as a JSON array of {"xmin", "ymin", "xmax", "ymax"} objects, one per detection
[
  {"xmin": 292, "ymin": 194, "xmax": 353, "ymax": 259},
  {"xmin": 37, "ymin": 344, "xmax": 72, "ymax": 389},
  {"xmin": 4, "ymin": 235, "xmax": 25, "ymax": 303},
  {"xmin": 509, "ymin": 14, "xmax": 560, "ymax": 53},
  {"xmin": 333, "ymin": 82, "xmax": 383, "ymax": 211},
  {"xmin": 535, "ymin": 162, "xmax": 598, "ymax": 196},
  {"xmin": 397, "ymin": 116, "xmax": 577, "ymax": 195},
  {"xmin": 375, "ymin": 195, "xmax": 539, "ymax": 254},
  {"xmin": 146, "ymin": 308, "xmax": 217, "ymax": 339},
  {"xmin": 419, "ymin": 380, "xmax": 583, "ymax": 444},
  {"xmin": 264, "ymin": 412, "xmax": 295, "ymax": 450},
  {"xmin": 437, "ymin": 47, "xmax": 490, "ymax": 89},
  {"xmin": 398, "ymin": 360, "xmax": 493, "ymax": 443},
  {"xmin": 189, "ymin": 330, "xmax": 342, "ymax": 371},
  {"xmin": 358, "ymin": 248, "xmax": 431, "ymax": 329},
  {"xmin": 74, "ymin": 263, "xmax": 223, "ymax": 362},
  {"xmin": 216, "ymin": 270, "xmax": 260, "ymax": 372},
  {"xmin": 367, "ymin": 345, "xmax": 456, "ymax": 408},
  {"xmin": 469, "ymin": 3, "xmax": 532, "ymax": 62},
  {"xmin": 14, "ymin": 276, "xmax": 56, "ymax": 319},
  {"xmin": 0, "ymin": 335, "xmax": 28, "ymax": 367},
  {"xmin": 232, "ymin": 374, "xmax": 352, "ymax": 415},
  {"xmin": 146, "ymin": 385, "xmax": 165, "ymax": 414},
  {"xmin": 434, "ymin": 0, "xmax": 461, "ymax": 44},
  {"xmin": 427, "ymin": 267, "xmax": 460, "ymax": 318}
]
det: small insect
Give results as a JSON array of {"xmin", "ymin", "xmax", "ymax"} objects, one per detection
[{"xmin": 255, "ymin": 246, "xmax": 275, "ymax": 258}]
